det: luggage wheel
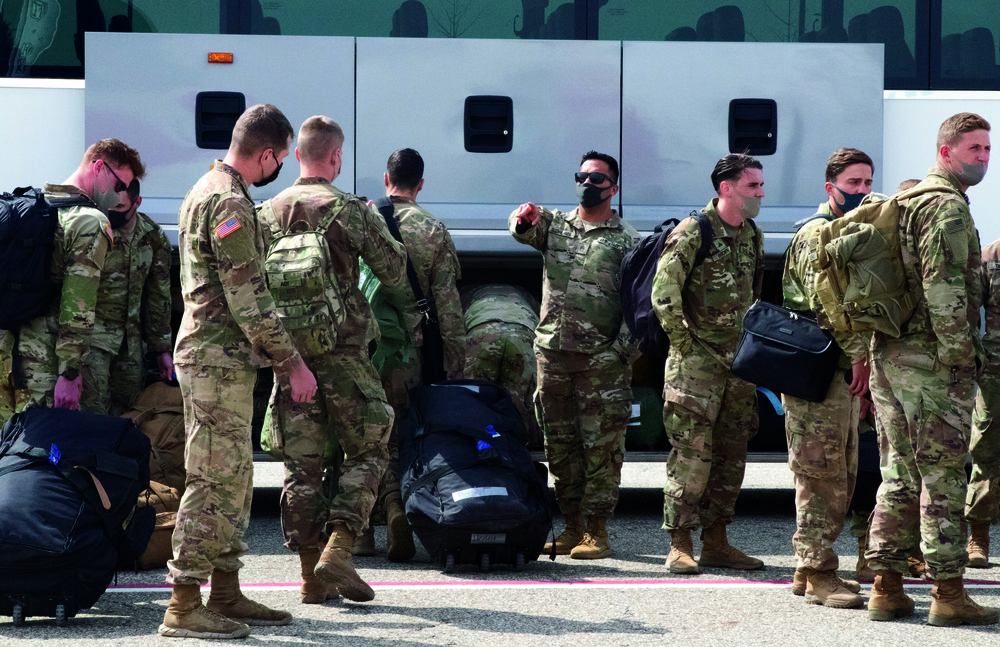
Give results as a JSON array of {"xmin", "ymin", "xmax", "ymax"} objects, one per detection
[
  {"xmin": 479, "ymin": 553, "xmax": 490, "ymax": 573},
  {"xmin": 444, "ymin": 553, "xmax": 456, "ymax": 573},
  {"xmin": 55, "ymin": 604, "xmax": 67, "ymax": 627},
  {"xmin": 12, "ymin": 603, "xmax": 24, "ymax": 627},
  {"xmin": 514, "ymin": 552, "xmax": 525, "ymax": 570}
]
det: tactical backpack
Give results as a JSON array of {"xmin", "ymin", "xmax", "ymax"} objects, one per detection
[
  {"xmin": 807, "ymin": 184, "xmax": 964, "ymax": 338},
  {"xmin": 258, "ymin": 201, "xmax": 345, "ymax": 357}
]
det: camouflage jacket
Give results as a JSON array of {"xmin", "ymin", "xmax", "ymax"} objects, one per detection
[
  {"xmin": 510, "ymin": 206, "xmax": 640, "ymax": 359},
  {"xmin": 461, "ymin": 284, "xmax": 539, "ymax": 333},
  {"xmin": 173, "ymin": 161, "xmax": 302, "ymax": 373},
  {"xmin": 980, "ymin": 239, "xmax": 1000, "ymax": 374},
  {"xmin": 883, "ymin": 168, "xmax": 983, "ymax": 369},
  {"xmin": 42, "ymin": 183, "xmax": 115, "ymax": 375},
  {"xmin": 260, "ymin": 177, "xmax": 407, "ymax": 350},
  {"xmin": 782, "ymin": 201, "xmax": 869, "ymax": 368},
  {"xmin": 383, "ymin": 195, "xmax": 466, "ymax": 372},
  {"xmin": 91, "ymin": 212, "xmax": 172, "ymax": 358},
  {"xmin": 652, "ymin": 199, "xmax": 764, "ymax": 364}
]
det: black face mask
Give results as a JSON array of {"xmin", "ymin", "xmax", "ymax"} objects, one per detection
[
  {"xmin": 577, "ymin": 182, "xmax": 611, "ymax": 208},
  {"xmin": 253, "ymin": 153, "xmax": 282, "ymax": 188},
  {"xmin": 107, "ymin": 208, "xmax": 129, "ymax": 230}
]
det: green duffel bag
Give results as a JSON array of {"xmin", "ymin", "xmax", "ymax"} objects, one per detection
[{"xmin": 625, "ymin": 386, "xmax": 666, "ymax": 451}]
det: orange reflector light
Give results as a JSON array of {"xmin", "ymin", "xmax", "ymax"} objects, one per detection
[{"xmin": 208, "ymin": 52, "xmax": 234, "ymax": 64}]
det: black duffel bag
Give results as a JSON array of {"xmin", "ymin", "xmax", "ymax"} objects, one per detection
[{"xmin": 731, "ymin": 300, "xmax": 840, "ymax": 403}]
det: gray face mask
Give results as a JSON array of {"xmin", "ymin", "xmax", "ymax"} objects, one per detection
[
  {"xmin": 91, "ymin": 181, "xmax": 121, "ymax": 215},
  {"xmin": 955, "ymin": 161, "xmax": 987, "ymax": 187},
  {"xmin": 739, "ymin": 194, "xmax": 761, "ymax": 219}
]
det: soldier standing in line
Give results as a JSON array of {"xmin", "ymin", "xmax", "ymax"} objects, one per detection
[
  {"xmin": 161, "ymin": 104, "xmax": 318, "ymax": 641},
  {"xmin": 654, "ymin": 153, "xmax": 765, "ymax": 574},
  {"xmin": 259, "ymin": 116, "xmax": 406, "ymax": 604},
  {"xmin": 80, "ymin": 179, "xmax": 174, "ymax": 415},
  {"xmin": 782, "ymin": 148, "xmax": 875, "ymax": 608},
  {"xmin": 866, "ymin": 112, "xmax": 998, "ymax": 627},
  {"xmin": 510, "ymin": 150, "xmax": 640, "ymax": 560}
]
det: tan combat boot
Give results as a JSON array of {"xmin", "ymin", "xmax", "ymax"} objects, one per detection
[
  {"xmin": 351, "ymin": 527, "xmax": 376, "ymax": 557},
  {"xmin": 699, "ymin": 524, "xmax": 763, "ymax": 570},
  {"xmin": 967, "ymin": 524, "xmax": 991, "ymax": 568},
  {"xmin": 666, "ymin": 529, "xmax": 699, "ymax": 574},
  {"xmin": 315, "ymin": 521, "xmax": 376, "ymax": 602},
  {"xmin": 803, "ymin": 569, "xmax": 865, "ymax": 609},
  {"xmin": 206, "ymin": 569, "xmax": 292, "ymax": 626},
  {"xmin": 299, "ymin": 545, "xmax": 340, "ymax": 604},
  {"xmin": 543, "ymin": 510, "xmax": 585, "ymax": 556},
  {"xmin": 570, "ymin": 516, "xmax": 612, "ymax": 559},
  {"xmin": 868, "ymin": 570, "xmax": 914, "ymax": 621},
  {"xmin": 159, "ymin": 583, "xmax": 251, "ymax": 639},
  {"xmin": 856, "ymin": 535, "xmax": 876, "ymax": 583},
  {"xmin": 385, "ymin": 491, "xmax": 416, "ymax": 562},
  {"xmin": 792, "ymin": 567, "xmax": 861, "ymax": 597},
  {"xmin": 928, "ymin": 577, "xmax": 1000, "ymax": 626}
]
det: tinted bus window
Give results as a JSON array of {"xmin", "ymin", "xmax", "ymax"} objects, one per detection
[{"xmin": 933, "ymin": 2, "xmax": 1000, "ymax": 89}]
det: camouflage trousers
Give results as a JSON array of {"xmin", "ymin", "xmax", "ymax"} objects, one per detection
[
  {"xmin": 10, "ymin": 314, "xmax": 59, "ymax": 409},
  {"xmin": 376, "ymin": 354, "xmax": 422, "ymax": 502},
  {"xmin": 661, "ymin": 341, "xmax": 756, "ymax": 531},
  {"xmin": 0, "ymin": 330, "xmax": 30, "ymax": 426},
  {"xmin": 465, "ymin": 321, "xmax": 540, "ymax": 446},
  {"xmin": 534, "ymin": 346, "xmax": 631, "ymax": 519},
  {"xmin": 272, "ymin": 346, "xmax": 393, "ymax": 549},
  {"xmin": 866, "ymin": 347, "xmax": 974, "ymax": 580},
  {"xmin": 783, "ymin": 369, "xmax": 860, "ymax": 570},
  {"xmin": 966, "ymin": 374, "xmax": 1000, "ymax": 525},
  {"xmin": 80, "ymin": 342, "xmax": 144, "ymax": 416},
  {"xmin": 167, "ymin": 364, "xmax": 256, "ymax": 585}
]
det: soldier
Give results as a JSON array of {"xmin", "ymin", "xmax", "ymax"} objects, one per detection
[
  {"xmin": 10, "ymin": 139, "xmax": 143, "ymax": 411},
  {"xmin": 510, "ymin": 150, "xmax": 640, "ymax": 560},
  {"xmin": 81, "ymin": 179, "xmax": 174, "ymax": 415},
  {"xmin": 356, "ymin": 148, "xmax": 466, "ymax": 561},
  {"xmin": 161, "ymin": 104, "xmax": 318, "ymax": 641},
  {"xmin": 259, "ymin": 116, "xmax": 406, "ymax": 604},
  {"xmin": 866, "ymin": 112, "xmax": 998, "ymax": 626},
  {"xmin": 654, "ymin": 153, "xmax": 765, "ymax": 574},
  {"xmin": 782, "ymin": 148, "xmax": 874, "ymax": 608}
]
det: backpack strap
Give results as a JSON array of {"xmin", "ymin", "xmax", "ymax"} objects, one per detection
[
  {"xmin": 374, "ymin": 196, "xmax": 432, "ymax": 317},
  {"xmin": 692, "ymin": 211, "xmax": 714, "ymax": 268}
]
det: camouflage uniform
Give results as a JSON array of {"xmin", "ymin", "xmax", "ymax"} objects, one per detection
[
  {"xmin": 866, "ymin": 168, "xmax": 983, "ymax": 580},
  {"xmin": 0, "ymin": 330, "xmax": 29, "ymax": 425},
  {"xmin": 461, "ymin": 284, "xmax": 541, "ymax": 446},
  {"xmin": 259, "ymin": 178, "xmax": 405, "ymax": 550},
  {"xmin": 81, "ymin": 212, "xmax": 172, "ymax": 415},
  {"xmin": 16, "ymin": 184, "xmax": 114, "ymax": 407},
  {"xmin": 510, "ymin": 206, "xmax": 639, "ymax": 519},
  {"xmin": 652, "ymin": 200, "xmax": 764, "ymax": 531},
  {"xmin": 966, "ymin": 238, "xmax": 1000, "ymax": 525},
  {"xmin": 782, "ymin": 202, "xmax": 868, "ymax": 570},
  {"xmin": 168, "ymin": 161, "xmax": 305, "ymax": 586},
  {"xmin": 378, "ymin": 195, "xmax": 465, "ymax": 501}
]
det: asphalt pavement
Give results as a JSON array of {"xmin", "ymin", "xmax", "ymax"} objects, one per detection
[{"xmin": 2, "ymin": 463, "xmax": 999, "ymax": 646}]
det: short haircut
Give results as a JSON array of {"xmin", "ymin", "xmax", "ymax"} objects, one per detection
[
  {"xmin": 125, "ymin": 178, "xmax": 141, "ymax": 203},
  {"xmin": 825, "ymin": 148, "xmax": 874, "ymax": 183},
  {"xmin": 297, "ymin": 116, "xmax": 344, "ymax": 165},
  {"xmin": 937, "ymin": 112, "xmax": 991, "ymax": 149},
  {"xmin": 83, "ymin": 138, "xmax": 145, "ymax": 180},
  {"xmin": 711, "ymin": 153, "xmax": 762, "ymax": 193},
  {"xmin": 231, "ymin": 104, "xmax": 294, "ymax": 158},
  {"xmin": 581, "ymin": 150, "xmax": 619, "ymax": 184},
  {"xmin": 896, "ymin": 178, "xmax": 921, "ymax": 192},
  {"xmin": 387, "ymin": 148, "xmax": 424, "ymax": 190}
]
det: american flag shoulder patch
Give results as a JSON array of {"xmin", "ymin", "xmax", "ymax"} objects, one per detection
[{"xmin": 215, "ymin": 216, "xmax": 242, "ymax": 238}]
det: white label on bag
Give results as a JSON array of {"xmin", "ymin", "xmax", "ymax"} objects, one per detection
[
  {"xmin": 452, "ymin": 487, "xmax": 508, "ymax": 501},
  {"xmin": 471, "ymin": 533, "xmax": 506, "ymax": 544},
  {"xmin": 628, "ymin": 402, "xmax": 642, "ymax": 426}
]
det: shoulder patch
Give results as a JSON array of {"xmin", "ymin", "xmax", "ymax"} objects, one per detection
[
  {"xmin": 945, "ymin": 218, "xmax": 963, "ymax": 234},
  {"xmin": 105, "ymin": 223, "xmax": 114, "ymax": 244},
  {"xmin": 215, "ymin": 216, "xmax": 242, "ymax": 239}
]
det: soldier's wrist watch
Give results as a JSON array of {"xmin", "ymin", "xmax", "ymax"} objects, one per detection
[{"xmin": 61, "ymin": 368, "xmax": 79, "ymax": 381}]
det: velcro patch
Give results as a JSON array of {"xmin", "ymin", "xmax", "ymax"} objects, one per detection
[
  {"xmin": 215, "ymin": 217, "xmax": 242, "ymax": 238},
  {"xmin": 945, "ymin": 218, "xmax": 963, "ymax": 234}
]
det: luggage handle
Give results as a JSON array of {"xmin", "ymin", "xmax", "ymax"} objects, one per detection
[{"xmin": 75, "ymin": 465, "xmax": 111, "ymax": 510}]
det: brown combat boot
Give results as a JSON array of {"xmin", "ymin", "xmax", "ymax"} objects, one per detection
[
  {"xmin": 666, "ymin": 529, "xmax": 699, "ymax": 574},
  {"xmin": 570, "ymin": 516, "xmax": 612, "ymax": 559},
  {"xmin": 928, "ymin": 577, "xmax": 1000, "ymax": 626},
  {"xmin": 543, "ymin": 510, "xmax": 585, "ymax": 556},
  {"xmin": 856, "ymin": 535, "xmax": 876, "ymax": 583},
  {"xmin": 299, "ymin": 545, "xmax": 340, "ymax": 604},
  {"xmin": 803, "ymin": 568, "xmax": 865, "ymax": 609},
  {"xmin": 868, "ymin": 570, "xmax": 914, "ymax": 621},
  {"xmin": 699, "ymin": 524, "xmax": 763, "ymax": 570},
  {"xmin": 351, "ymin": 527, "xmax": 376, "ymax": 557},
  {"xmin": 385, "ymin": 491, "xmax": 416, "ymax": 562},
  {"xmin": 315, "ymin": 522, "xmax": 375, "ymax": 602},
  {"xmin": 967, "ymin": 524, "xmax": 991, "ymax": 568},
  {"xmin": 206, "ymin": 569, "xmax": 292, "ymax": 626},
  {"xmin": 792, "ymin": 567, "xmax": 861, "ymax": 596},
  {"xmin": 159, "ymin": 583, "xmax": 251, "ymax": 639}
]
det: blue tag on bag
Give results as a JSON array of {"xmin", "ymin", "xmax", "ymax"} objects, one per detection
[
  {"xmin": 477, "ymin": 440, "xmax": 492, "ymax": 451},
  {"xmin": 49, "ymin": 443, "xmax": 61, "ymax": 465},
  {"xmin": 485, "ymin": 425, "xmax": 500, "ymax": 438}
]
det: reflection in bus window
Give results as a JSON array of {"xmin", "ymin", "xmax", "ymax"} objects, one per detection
[{"xmin": 938, "ymin": 4, "xmax": 1000, "ymax": 86}]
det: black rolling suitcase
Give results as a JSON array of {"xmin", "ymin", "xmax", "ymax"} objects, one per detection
[
  {"xmin": 0, "ymin": 408, "xmax": 153, "ymax": 626},
  {"xmin": 399, "ymin": 380, "xmax": 552, "ymax": 572}
]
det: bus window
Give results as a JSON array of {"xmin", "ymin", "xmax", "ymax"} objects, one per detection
[{"xmin": 933, "ymin": 3, "xmax": 1000, "ymax": 89}]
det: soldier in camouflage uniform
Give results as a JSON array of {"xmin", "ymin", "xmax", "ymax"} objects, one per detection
[
  {"xmin": 11, "ymin": 139, "xmax": 143, "ymax": 412},
  {"xmin": 259, "ymin": 116, "xmax": 406, "ymax": 604},
  {"xmin": 510, "ymin": 150, "xmax": 640, "ymax": 560},
  {"xmin": 161, "ymin": 105, "xmax": 318, "ymax": 641},
  {"xmin": 461, "ymin": 284, "xmax": 542, "ymax": 446},
  {"xmin": 966, "ymin": 237, "xmax": 1000, "ymax": 568},
  {"xmin": 782, "ymin": 148, "xmax": 875, "ymax": 609},
  {"xmin": 653, "ymin": 154, "xmax": 765, "ymax": 574},
  {"xmin": 81, "ymin": 179, "xmax": 174, "ymax": 415},
  {"xmin": 865, "ymin": 112, "xmax": 998, "ymax": 627},
  {"xmin": 357, "ymin": 148, "xmax": 466, "ymax": 562}
]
